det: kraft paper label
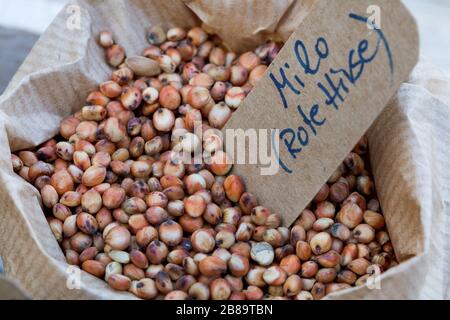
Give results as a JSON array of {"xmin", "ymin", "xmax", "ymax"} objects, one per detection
[{"xmin": 224, "ymin": 0, "xmax": 419, "ymax": 226}]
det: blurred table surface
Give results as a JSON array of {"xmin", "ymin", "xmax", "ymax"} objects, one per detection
[{"xmin": 0, "ymin": 28, "xmax": 38, "ymax": 93}]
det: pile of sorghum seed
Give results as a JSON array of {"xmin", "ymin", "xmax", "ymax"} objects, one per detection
[{"xmin": 11, "ymin": 25, "xmax": 396, "ymax": 300}]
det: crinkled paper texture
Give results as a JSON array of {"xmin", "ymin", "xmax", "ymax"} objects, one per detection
[{"xmin": 0, "ymin": 0, "xmax": 448, "ymax": 299}]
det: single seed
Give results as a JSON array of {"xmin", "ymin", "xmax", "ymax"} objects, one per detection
[
  {"xmin": 279, "ymin": 255, "xmax": 301, "ymax": 275},
  {"xmin": 348, "ymin": 258, "xmax": 370, "ymax": 275},
  {"xmin": 225, "ymin": 87, "xmax": 245, "ymax": 109},
  {"xmin": 283, "ymin": 274, "xmax": 302, "ymax": 297},
  {"xmin": 105, "ymin": 225, "xmax": 131, "ymax": 251},
  {"xmin": 210, "ymin": 278, "xmax": 231, "ymax": 300},
  {"xmin": 363, "ymin": 210, "xmax": 385, "ymax": 229},
  {"xmin": 108, "ymin": 274, "xmax": 131, "ymax": 291},
  {"xmin": 82, "ymin": 260, "xmax": 105, "ymax": 278},
  {"xmin": 76, "ymin": 212, "xmax": 99, "ymax": 235},
  {"xmin": 199, "ymin": 256, "xmax": 227, "ymax": 277},
  {"xmin": 126, "ymin": 56, "xmax": 161, "ymax": 77},
  {"xmin": 263, "ymin": 266, "xmax": 287, "ymax": 286},
  {"xmin": 188, "ymin": 282, "xmax": 210, "ymax": 300},
  {"xmin": 191, "ymin": 229, "xmax": 215, "ymax": 253},
  {"xmin": 330, "ymin": 223, "xmax": 351, "ymax": 241},
  {"xmin": 108, "ymin": 250, "xmax": 130, "ymax": 264},
  {"xmin": 250, "ymin": 242, "xmax": 274, "ymax": 266},
  {"xmin": 315, "ymin": 201, "xmax": 336, "ymax": 219},
  {"xmin": 329, "ymin": 179, "xmax": 350, "ymax": 203},
  {"xmin": 159, "ymin": 220, "xmax": 183, "ymax": 246},
  {"xmin": 155, "ymin": 271, "xmax": 174, "ymax": 294},
  {"xmin": 81, "ymin": 189, "xmax": 102, "ymax": 214},
  {"xmin": 244, "ymin": 286, "xmax": 264, "ymax": 300},
  {"xmin": 296, "ymin": 240, "xmax": 312, "ymax": 261},
  {"xmin": 313, "ymin": 218, "xmax": 334, "ymax": 231},
  {"xmin": 311, "ymin": 282, "xmax": 326, "ymax": 300},
  {"xmin": 146, "ymin": 240, "xmax": 168, "ymax": 264},
  {"xmin": 353, "ymin": 224, "xmax": 376, "ymax": 243},
  {"xmin": 338, "ymin": 203, "xmax": 363, "ymax": 229},
  {"xmin": 105, "ymin": 44, "xmax": 125, "ymax": 67},
  {"xmin": 135, "ymin": 278, "xmax": 158, "ymax": 300}
]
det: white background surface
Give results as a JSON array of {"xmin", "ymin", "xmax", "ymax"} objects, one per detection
[{"xmin": 0, "ymin": 0, "xmax": 449, "ymax": 76}]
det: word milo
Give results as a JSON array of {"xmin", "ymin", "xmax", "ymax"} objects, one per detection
[
  {"xmin": 224, "ymin": 0, "xmax": 419, "ymax": 226},
  {"xmin": 270, "ymin": 12, "xmax": 393, "ymax": 174}
]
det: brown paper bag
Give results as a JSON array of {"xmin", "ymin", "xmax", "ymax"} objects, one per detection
[
  {"xmin": 0, "ymin": 0, "xmax": 448, "ymax": 299},
  {"xmin": 0, "ymin": 275, "xmax": 30, "ymax": 300}
]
